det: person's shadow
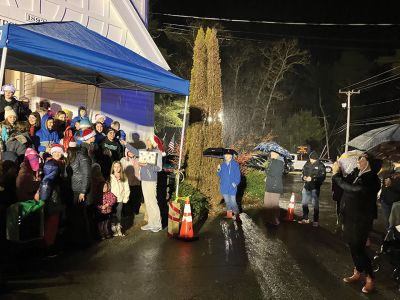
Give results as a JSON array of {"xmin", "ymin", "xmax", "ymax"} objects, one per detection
[
  {"xmin": 131, "ymin": 133, "xmax": 146, "ymax": 150},
  {"xmin": 237, "ymin": 175, "xmax": 247, "ymax": 213}
]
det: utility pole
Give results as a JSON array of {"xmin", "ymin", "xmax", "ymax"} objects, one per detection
[
  {"xmin": 339, "ymin": 89, "xmax": 360, "ymax": 153},
  {"xmin": 319, "ymin": 88, "xmax": 330, "ymax": 159}
]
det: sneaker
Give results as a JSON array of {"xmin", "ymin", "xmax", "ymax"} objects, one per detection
[
  {"xmin": 312, "ymin": 222, "xmax": 319, "ymax": 227},
  {"xmin": 141, "ymin": 224, "xmax": 152, "ymax": 231},
  {"xmin": 151, "ymin": 226, "xmax": 162, "ymax": 233},
  {"xmin": 298, "ymin": 219, "xmax": 310, "ymax": 224}
]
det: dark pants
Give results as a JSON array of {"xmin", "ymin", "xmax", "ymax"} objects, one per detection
[
  {"xmin": 349, "ymin": 241, "xmax": 374, "ymax": 278},
  {"xmin": 129, "ymin": 185, "xmax": 143, "ymax": 214},
  {"xmin": 66, "ymin": 193, "xmax": 90, "ymax": 246}
]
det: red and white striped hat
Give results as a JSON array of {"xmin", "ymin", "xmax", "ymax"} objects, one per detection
[
  {"xmin": 82, "ymin": 128, "xmax": 96, "ymax": 141},
  {"xmin": 50, "ymin": 144, "xmax": 64, "ymax": 155}
]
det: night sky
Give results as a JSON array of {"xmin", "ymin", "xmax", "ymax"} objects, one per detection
[{"xmin": 150, "ymin": 0, "xmax": 400, "ymax": 152}]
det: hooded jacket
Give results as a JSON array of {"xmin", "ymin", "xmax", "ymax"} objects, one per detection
[
  {"xmin": 39, "ymin": 159, "xmax": 63, "ymax": 214},
  {"xmin": 35, "ymin": 115, "xmax": 60, "ymax": 152},
  {"xmin": 217, "ymin": 158, "xmax": 241, "ymax": 196},
  {"xmin": 70, "ymin": 106, "xmax": 89, "ymax": 129}
]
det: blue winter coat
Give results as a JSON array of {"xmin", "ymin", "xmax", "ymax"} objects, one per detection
[
  {"xmin": 217, "ymin": 159, "xmax": 241, "ymax": 196},
  {"xmin": 70, "ymin": 106, "xmax": 89, "ymax": 128},
  {"xmin": 35, "ymin": 115, "xmax": 60, "ymax": 153}
]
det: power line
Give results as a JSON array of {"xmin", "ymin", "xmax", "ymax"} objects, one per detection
[
  {"xmin": 352, "ymin": 97, "xmax": 400, "ymax": 108},
  {"xmin": 356, "ymin": 73, "xmax": 400, "ymax": 91},
  {"xmin": 153, "ymin": 12, "xmax": 400, "ymax": 27},
  {"xmin": 340, "ymin": 66, "xmax": 400, "ymax": 90}
]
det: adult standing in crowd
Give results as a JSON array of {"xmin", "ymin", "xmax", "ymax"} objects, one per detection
[
  {"xmin": 0, "ymin": 84, "xmax": 29, "ymax": 122},
  {"xmin": 298, "ymin": 151, "xmax": 326, "ymax": 227},
  {"xmin": 53, "ymin": 111, "xmax": 67, "ymax": 139},
  {"xmin": 332, "ymin": 153, "xmax": 381, "ymax": 294},
  {"xmin": 16, "ymin": 148, "xmax": 41, "ymax": 202},
  {"xmin": 65, "ymin": 141, "xmax": 92, "ymax": 247},
  {"xmin": 264, "ymin": 151, "xmax": 284, "ymax": 226},
  {"xmin": 380, "ymin": 161, "xmax": 400, "ymax": 229},
  {"xmin": 124, "ymin": 137, "xmax": 162, "ymax": 232}
]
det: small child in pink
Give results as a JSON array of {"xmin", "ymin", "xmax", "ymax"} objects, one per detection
[{"xmin": 97, "ymin": 181, "xmax": 117, "ymax": 239}]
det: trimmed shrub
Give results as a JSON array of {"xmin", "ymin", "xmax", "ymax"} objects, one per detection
[
  {"xmin": 175, "ymin": 182, "xmax": 210, "ymax": 221},
  {"xmin": 243, "ymin": 169, "xmax": 265, "ymax": 203}
]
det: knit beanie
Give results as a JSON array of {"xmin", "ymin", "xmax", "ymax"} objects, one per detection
[
  {"xmin": 309, "ymin": 151, "xmax": 319, "ymax": 160},
  {"xmin": 79, "ymin": 118, "xmax": 91, "ymax": 129},
  {"xmin": 25, "ymin": 148, "xmax": 40, "ymax": 171},
  {"xmin": 4, "ymin": 106, "xmax": 17, "ymax": 120},
  {"xmin": 1, "ymin": 84, "xmax": 16, "ymax": 93}
]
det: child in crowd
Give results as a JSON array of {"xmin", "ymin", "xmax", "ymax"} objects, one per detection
[
  {"xmin": 110, "ymin": 160, "xmax": 130, "ymax": 237},
  {"xmin": 111, "ymin": 121, "xmax": 126, "ymax": 141},
  {"xmin": 1, "ymin": 106, "xmax": 17, "ymax": 142},
  {"xmin": 97, "ymin": 181, "xmax": 117, "ymax": 239}
]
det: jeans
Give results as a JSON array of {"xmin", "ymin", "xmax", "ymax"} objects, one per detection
[
  {"xmin": 223, "ymin": 194, "xmax": 239, "ymax": 214},
  {"xmin": 113, "ymin": 202, "xmax": 123, "ymax": 224},
  {"xmin": 301, "ymin": 188, "xmax": 319, "ymax": 222}
]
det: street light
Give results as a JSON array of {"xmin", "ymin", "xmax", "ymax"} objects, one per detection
[{"xmin": 339, "ymin": 89, "xmax": 360, "ymax": 153}]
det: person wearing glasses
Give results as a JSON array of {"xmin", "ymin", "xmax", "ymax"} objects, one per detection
[{"xmin": 332, "ymin": 153, "xmax": 380, "ymax": 294}]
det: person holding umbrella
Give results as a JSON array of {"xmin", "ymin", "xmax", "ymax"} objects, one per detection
[
  {"xmin": 332, "ymin": 153, "xmax": 381, "ymax": 294},
  {"xmin": 217, "ymin": 149, "xmax": 241, "ymax": 222}
]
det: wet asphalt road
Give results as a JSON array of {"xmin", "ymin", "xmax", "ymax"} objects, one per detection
[{"xmin": 1, "ymin": 174, "xmax": 400, "ymax": 300}]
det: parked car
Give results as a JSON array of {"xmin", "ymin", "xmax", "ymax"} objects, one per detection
[
  {"xmin": 247, "ymin": 154, "xmax": 293, "ymax": 175},
  {"xmin": 290, "ymin": 153, "xmax": 333, "ymax": 173}
]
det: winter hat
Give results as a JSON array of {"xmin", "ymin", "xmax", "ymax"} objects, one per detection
[
  {"xmin": 82, "ymin": 128, "xmax": 96, "ymax": 141},
  {"xmin": 50, "ymin": 144, "xmax": 64, "ymax": 155},
  {"xmin": 4, "ymin": 106, "xmax": 17, "ymax": 120},
  {"xmin": 93, "ymin": 113, "xmax": 106, "ymax": 123},
  {"xmin": 25, "ymin": 148, "xmax": 40, "ymax": 171},
  {"xmin": 79, "ymin": 118, "xmax": 91, "ymax": 129},
  {"xmin": 309, "ymin": 151, "xmax": 319, "ymax": 160},
  {"xmin": 1, "ymin": 84, "xmax": 16, "ymax": 93}
]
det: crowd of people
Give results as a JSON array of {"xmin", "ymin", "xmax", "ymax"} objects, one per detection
[{"xmin": 0, "ymin": 83, "xmax": 165, "ymax": 256}]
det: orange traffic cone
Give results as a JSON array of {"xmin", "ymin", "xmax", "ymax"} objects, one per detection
[
  {"xmin": 286, "ymin": 192, "xmax": 295, "ymax": 221},
  {"xmin": 177, "ymin": 197, "xmax": 198, "ymax": 241}
]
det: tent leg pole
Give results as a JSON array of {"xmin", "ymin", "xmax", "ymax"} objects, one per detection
[
  {"xmin": 0, "ymin": 47, "xmax": 8, "ymax": 86},
  {"xmin": 176, "ymin": 95, "xmax": 189, "ymax": 198}
]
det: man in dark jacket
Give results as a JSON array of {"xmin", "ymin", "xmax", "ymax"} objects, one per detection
[
  {"xmin": 380, "ymin": 161, "xmax": 400, "ymax": 228},
  {"xmin": 298, "ymin": 151, "xmax": 326, "ymax": 227},
  {"xmin": 0, "ymin": 84, "xmax": 29, "ymax": 122},
  {"xmin": 332, "ymin": 153, "xmax": 381, "ymax": 294}
]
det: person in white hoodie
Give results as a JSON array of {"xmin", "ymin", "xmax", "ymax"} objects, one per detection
[{"xmin": 110, "ymin": 160, "xmax": 130, "ymax": 237}]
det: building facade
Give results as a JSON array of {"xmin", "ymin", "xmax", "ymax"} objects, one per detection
[{"xmin": 0, "ymin": 0, "xmax": 166, "ymax": 140}]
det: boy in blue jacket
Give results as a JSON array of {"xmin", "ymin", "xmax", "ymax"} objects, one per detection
[{"xmin": 217, "ymin": 150, "xmax": 241, "ymax": 221}]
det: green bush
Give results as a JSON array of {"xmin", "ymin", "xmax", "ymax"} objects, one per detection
[
  {"xmin": 174, "ymin": 182, "xmax": 210, "ymax": 220},
  {"xmin": 243, "ymin": 169, "xmax": 265, "ymax": 203}
]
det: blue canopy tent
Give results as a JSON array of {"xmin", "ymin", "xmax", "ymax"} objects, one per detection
[{"xmin": 0, "ymin": 21, "xmax": 189, "ymax": 194}]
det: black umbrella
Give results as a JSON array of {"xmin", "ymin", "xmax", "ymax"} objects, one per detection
[
  {"xmin": 202, "ymin": 148, "xmax": 238, "ymax": 159},
  {"xmin": 348, "ymin": 124, "xmax": 400, "ymax": 161}
]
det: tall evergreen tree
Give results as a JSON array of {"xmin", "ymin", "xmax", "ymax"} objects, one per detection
[
  {"xmin": 200, "ymin": 28, "xmax": 223, "ymax": 203},
  {"xmin": 186, "ymin": 28, "xmax": 207, "ymax": 188}
]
